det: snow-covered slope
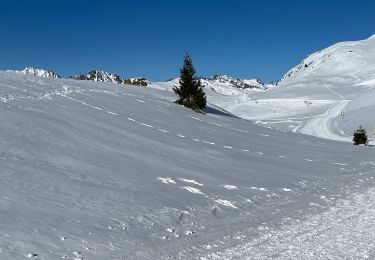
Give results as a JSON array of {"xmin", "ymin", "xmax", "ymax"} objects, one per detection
[
  {"xmin": 1, "ymin": 71, "xmax": 375, "ymax": 259},
  {"xmin": 9, "ymin": 67, "xmax": 61, "ymax": 78},
  {"xmin": 195, "ymin": 35, "xmax": 375, "ymax": 142}
]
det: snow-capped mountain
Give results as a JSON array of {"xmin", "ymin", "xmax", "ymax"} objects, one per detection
[
  {"xmin": 10, "ymin": 67, "xmax": 61, "ymax": 78},
  {"xmin": 149, "ymin": 75, "xmax": 272, "ymax": 96},
  {"xmin": 202, "ymin": 75, "xmax": 268, "ymax": 90},
  {"xmin": 69, "ymin": 70, "xmax": 149, "ymax": 86},
  {"xmin": 69, "ymin": 70, "xmax": 123, "ymax": 84}
]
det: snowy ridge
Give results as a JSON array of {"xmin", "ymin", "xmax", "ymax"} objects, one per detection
[
  {"xmin": 69, "ymin": 70, "xmax": 123, "ymax": 84},
  {"xmin": 149, "ymin": 74, "xmax": 272, "ymax": 97},
  {"xmin": 201, "ymin": 75, "xmax": 268, "ymax": 91},
  {"xmin": 9, "ymin": 67, "xmax": 61, "ymax": 78}
]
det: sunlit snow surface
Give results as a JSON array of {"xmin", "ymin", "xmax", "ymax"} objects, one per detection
[
  {"xmin": 151, "ymin": 34, "xmax": 375, "ymax": 143},
  {"xmin": 1, "ymin": 71, "xmax": 375, "ymax": 259}
]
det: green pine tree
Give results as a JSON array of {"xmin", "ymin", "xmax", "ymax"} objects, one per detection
[
  {"xmin": 173, "ymin": 53, "xmax": 206, "ymax": 112},
  {"xmin": 353, "ymin": 125, "xmax": 368, "ymax": 145}
]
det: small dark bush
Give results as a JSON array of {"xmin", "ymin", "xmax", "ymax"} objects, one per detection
[{"xmin": 353, "ymin": 125, "xmax": 368, "ymax": 145}]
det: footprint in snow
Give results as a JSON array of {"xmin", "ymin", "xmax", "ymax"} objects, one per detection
[
  {"xmin": 331, "ymin": 162, "xmax": 348, "ymax": 166},
  {"xmin": 179, "ymin": 178, "xmax": 203, "ymax": 186},
  {"xmin": 182, "ymin": 186, "xmax": 205, "ymax": 195},
  {"xmin": 140, "ymin": 123, "xmax": 153, "ymax": 128},
  {"xmin": 157, "ymin": 177, "xmax": 176, "ymax": 184},
  {"xmin": 220, "ymin": 185, "xmax": 238, "ymax": 190},
  {"xmin": 185, "ymin": 230, "xmax": 195, "ymax": 235},
  {"xmin": 158, "ymin": 129, "xmax": 170, "ymax": 133},
  {"xmin": 106, "ymin": 111, "xmax": 118, "ymax": 115},
  {"xmin": 215, "ymin": 199, "xmax": 238, "ymax": 209},
  {"xmin": 251, "ymin": 187, "xmax": 268, "ymax": 191}
]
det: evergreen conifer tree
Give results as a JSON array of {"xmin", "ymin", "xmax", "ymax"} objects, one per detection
[
  {"xmin": 353, "ymin": 125, "xmax": 368, "ymax": 145},
  {"xmin": 173, "ymin": 53, "xmax": 206, "ymax": 112}
]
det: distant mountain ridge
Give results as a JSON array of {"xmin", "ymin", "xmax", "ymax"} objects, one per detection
[
  {"xmin": 8, "ymin": 67, "xmax": 268, "ymax": 90},
  {"xmin": 10, "ymin": 67, "xmax": 148, "ymax": 87},
  {"xmin": 9, "ymin": 67, "xmax": 61, "ymax": 79}
]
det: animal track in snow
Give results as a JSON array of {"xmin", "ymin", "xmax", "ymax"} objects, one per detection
[{"xmin": 65, "ymin": 96, "xmax": 104, "ymax": 111}]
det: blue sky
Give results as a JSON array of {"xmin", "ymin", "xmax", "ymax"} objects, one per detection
[{"xmin": 0, "ymin": 0, "xmax": 374, "ymax": 81}]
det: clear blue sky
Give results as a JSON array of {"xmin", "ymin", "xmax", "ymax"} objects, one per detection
[{"xmin": 0, "ymin": 0, "xmax": 374, "ymax": 82}]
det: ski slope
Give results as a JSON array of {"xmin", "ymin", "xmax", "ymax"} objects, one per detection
[
  {"xmin": 151, "ymin": 34, "xmax": 375, "ymax": 143},
  {"xmin": 1, "ymin": 71, "xmax": 375, "ymax": 259}
]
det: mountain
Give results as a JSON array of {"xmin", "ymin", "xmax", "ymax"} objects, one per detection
[
  {"xmin": 0, "ymin": 70, "xmax": 373, "ymax": 258},
  {"xmin": 70, "ymin": 70, "xmax": 149, "ymax": 86},
  {"xmin": 149, "ymin": 74, "xmax": 272, "ymax": 96},
  {"xmin": 9, "ymin": 67, "xmax": 61, "ymax": 78},
  {"xmin": 69, "ymin": 70, "xmax": 123, "ymax": 84},
  {"xmin": 201, "ymin": 75, "xmax": 269, "ymax": 91}
]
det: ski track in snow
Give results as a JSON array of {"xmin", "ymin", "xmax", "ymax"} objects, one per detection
[{"xmin": 204, "ymin": 188, "xmax": 375, "ymax": 260}]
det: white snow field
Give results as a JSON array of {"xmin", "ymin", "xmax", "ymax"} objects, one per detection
[
  {"xmin": 151, "ymin": 34, "xmax": 375, "ymax": 143},
  {"xmin": 1, "ymin": 71, "xmax": 375, "ymax": 259}
]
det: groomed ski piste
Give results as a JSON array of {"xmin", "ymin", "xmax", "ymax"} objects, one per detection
[{"xmin": 1, "ymin": 65, "xmax": 375, "ymax": 259}]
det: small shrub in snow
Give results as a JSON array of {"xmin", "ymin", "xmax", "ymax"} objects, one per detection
[{"xmin": 353, "ymin": 126, "xmax": 368, "ymax": 145}]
